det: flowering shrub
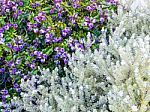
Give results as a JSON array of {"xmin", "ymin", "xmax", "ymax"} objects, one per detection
[
  {"xmin": 0, "ymin": 0, "xmax": 117, "ymax": 105},
  {"xmin": 9, "ymin": 31, "xmax": 150, "ymax": 112},
  {"xmin": 8, "ymin": 3, "xmax": 150, "ymax": 111}
]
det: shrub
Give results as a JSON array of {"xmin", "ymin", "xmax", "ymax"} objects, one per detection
[
  {"xmin": 9, "ymin": 5, "xmax": 150, "ymax": 111},
  {"xmin": 0, "ymin": 0, "xmax": 117, "ymax": 104}
]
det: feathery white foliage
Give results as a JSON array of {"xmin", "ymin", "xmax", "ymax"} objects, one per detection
[
  {"xmin": 11, "ymin": 55, "xmax": 110, "ymax": 112},
  {"xmin": 107, "ymin": 34, "xmax": 150, "ymax": 112},
  {"xmin": 108, "ymin": 0, "xmax": 150, "ymax": 41}
]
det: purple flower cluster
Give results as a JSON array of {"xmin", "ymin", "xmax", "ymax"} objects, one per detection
[
  {"xmin": 45, "ymin": 33, "xmax": 53, "ymax": 44},
  {"xmin": 13, "ymin": 83, "xmax": 21, "ymax": 93},
  {"xmin": 0, "ymin": 0, "xmax": 23, "ymax": 20},
  {"xmin": 69, "ymin": 13, "xmax": 78, "ymax": 24},
  {"xmin": 68, "ymin": 37, "xmax": 85, "ymax": 52},
  {"xmin": 29, "ymin": 51, "xmax": 48, "ymax": 69},
  {"xmin": 107, "ymin": 0, "xmax": 118, "ymax": 5},
  {"xmin": 54, "ymin": 47, "xmax": 68, "ymax": 65},
  {"xmin": 83, "ymin": 17, "xmax": 96, "ymax": 29},
  {"xmin": 0, "ymin": 23, "xmax": 18, "ymax": 44},
  {"xmin": 54, "ymin": 0, "xmax": 62, "ymax": 7},
  {"xmin": 31, "ymin": 2, "xmax": 40, "ymax": 8},
  {"xmin": 86, "ymin": 2, "xmax": 97, "ymax": 12},
  {"xmin": 0, "ymin": 0, "xmax": 118, "ymax": 108},
  {"xmin": 34, "ymin": 12, "xmax": 46, "ymax": 23},
  {"xmin": 72, "ymin": 0, "xmax": 81, "ymax": 9},
  {"xmin": 61, "ymin": 27, "xmax": 71, "ymax": 37},
  {"xmin": 0, "ymin": 89, "xmax": 8, "ymax": 104}
]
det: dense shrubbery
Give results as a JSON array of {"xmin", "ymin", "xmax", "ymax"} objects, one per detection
[
  {"xmin": 0, "ymin": 0, "xmax": 117, "ymax": 106},
  {"xmin": 3, "ymin": 1, "xmax": 149, "ymax": 111},
  {"xmin": 9, "ymin": 17, "xmax": 150, "ymax": 112},
  {"xmin": 1, "ymin": 0, "xmax": 150, "ymax": 112}
]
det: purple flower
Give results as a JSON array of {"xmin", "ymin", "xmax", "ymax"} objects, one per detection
[
  {"xmin": 86, "ymin": 6, "xmax": 92, "ymax": 11},
  {"xmin": 13, "ymin": 24, "xmax": 18, "ymax": 29},
  {"xmin": 62, "ymin": 27, "xmax": 71, "ymax": 37},
  {"xmin": 4, "ymin": 25, "xmax": 9, "ymax": 31},
  {"xmin": 33, "ymin": 51, "xmax": 38, "ymax": 55},
  {"xmin": 62, "ymin": 31, "xmax": 67, "ymax": 37},
  {"xmin": 1, "ymin": 90, "xmax": 8, "ymax": 95},
  {"xmin": 17, "ymin": 10, "xmax": 22, "ymax": 15},
  {"xmin": 13, "ymin": 83, "xmax": 19, "ymax": 88},
  {"xmin": 16, "ymin": 88, "xmax": 21, "ymax": 92},
  {"xmin": 33, "ymin": 28, "xmax": 39, "ymax": 33},
  {"xmin": 19, "ymin": 45, "xmax": 23, "ymax": 50},
  {"xmin": 60, "ymin": 48, "xmax": 65, "ymax": 52},
  {"xmin": 12, "ymin": 6, "xmax": 17, "ymax": 11},
  {"xmin": 40, "ymin": 59, "xmax": 45, "ymax": 63},
  {"xmin": 19, "ymin": 1, "xmax": 24, "ymax": 6},
  {"xmin": 53, "ymin": 54, "xmax": 59, "ymax": 59},
  {"xmin": 0, "ymin": 28, "xmax": 4, "ymax": 33},
  {"xmin": 43, "ymin": 54, "xmax": 48, "ymax": 59},
  {"xmin": 45, "ymin": 33, "xmax": 50, "ymax": 38},
  {"xmin": 30, "ymin": 63, "xmax": 36, "ymax": 69},
  {"xmin": 88, "ymin": 23, "xmax": 94, "ymax": 29},
  {"xmin": 35, "ymin": 3, "xmax": 40, "ymax": 7},
  {"xmin": 72, "ymin": 4, "xmax": 77, "ymax": 8},
  {"xmin": 16, "ymin": 59, "xmax": 21, "ymax": 65},
  {"xmin": 62, "ymin": 52, "xmax": 67, "ymax": 58},
  {"xmin": 100, "ymin": 17, "xmax": 105, "ymax": 23},
  {"xmin": 13, "ymin": 13, "xmax": 18, "ymax": 19},
  {"xmin": 50, "ymin": 8, "xmax": 55, "ymax": 14},
  {"xmin": 13, "ymin": 45, "xmax": 19, "ymax": 51},
  {"xmin": 63, "ymin": 58, "xmax": 68, "ymax": 64},
  {"xmin": 54, "ymin": 47, "xmax": 59, "ymax": 52},
  {"xmin": 5, "ymin": 8, "xmax": 10, "ymax": 12},
  {"xmin": 37, "ymin": 51, "xmax": 42, "ymax": 58},
  {"xmin": 7, "ymin": 43, "xmax": 12, "ymax": 49},
  {"xmin": 0, "ymin": 68, "xmax": 5, "ymax": 73},
  {"xmin": 31, "ymin": 3, "xmax": 36, "ymax": 8},
  {"xmin": 12, "ymin": 68, "xmax": 17, "ymax": 74},
  {"xmin": 8, "ymin": 61, "xmax": 15, "ymax": 67},
  {"xmin": 39, "ymin": 29, "xmax": 46, "ymax": 34}
]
